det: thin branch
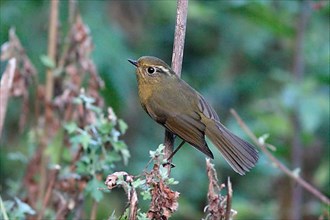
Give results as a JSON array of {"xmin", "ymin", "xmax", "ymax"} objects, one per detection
[
  {"xmin": 0, "ymin": 58, "xmax": 16, "ymax": 137},
  {"xmin": 163, "ymin": 130, "xmax": 175, "ymax": 174},
  {"xmin": 45, "ymin": 0, "xmax": 59, "ymax": 119},
  {"xmin": 37, "ymin": 166, "xmax": 60, "ymax": 220},
  {"xmin": 0, "ymin": 192, "xmax": 9, "ymax": 220},
  {"xmin": 205, "ymin": 159, "xmax": 235, "ymax": 220},
  {"xmin": 225, "ymin": 177, "xmax": 232, "ymax": 220},
  {"xmin": 230, "ymin": 109, "xmax": 330, "ymax": 206},
  {"xmin": 68, "ymin": 0, "xmax": 77, "ymax": 25},
  {"xmin": 171, "ymin": 0, "xmax": 188, "ymax": 77},
  {"xmin": 164, "ymin": 0, "xmax": 189, "ymax": 174},
  {"xmin": 105, "ymin": 172, "xmax": 138, "ymax": 220},
  {"xmin": 129, "ymin": 187, "xmax": 138, "ymax": 220},
  {"xmin": 37, "ymin": 0, "xmax": 59, "ymax": 214},
  {"xmin": 291, "ymin": 1, "xmax": 311, "ymax": 218},
  {"xmin": 90, "ymin": 200, "xmax": 98, "ymax": 220}
]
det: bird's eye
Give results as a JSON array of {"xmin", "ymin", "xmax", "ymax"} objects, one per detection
[{"xmin": 147, "ymin": 67, "xmax": 155, "ymax": 74}]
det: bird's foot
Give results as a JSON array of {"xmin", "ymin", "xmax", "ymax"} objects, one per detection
[{"xmin": 162, "ymin": 161, "xmax": 176, "ymax": 168}]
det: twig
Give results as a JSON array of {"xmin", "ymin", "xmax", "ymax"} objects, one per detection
[
  {"xmin": 164, "ymin": 0, "xmax": 189, "ymax": 174},
  {"xmin": 54, "ymin": 191, "xmax": 68, "ymax": 219},
  {"xmin": 90, "ymin": 200, "xmax": 98, "ymax": 220},
  {"xmin": 205, "ymin": 159, "xmax": 235, "ymax": 220},
  {"xmin": 225, "ymin": 177, "xmax": 232, "ymax": 220},
  {"xmin": 163, "ymin": 130, "xmax": 175, "ymax": 174},
  {"xmin": 291, "ymin": 1, "xmax": 311, "ymax": 218},
  {"xmin": 230, "ymin": 109, "xmax": 330, "ymax": 206},
  {"xmin": 171, "ymin": 0, "xmax": 188, "ymax": 77},
  {"xmin": 0, "ymin": 196, "xmax": 9, "ymax": 220},
  {"xmin": 37, "ymin": 165, "xmax": 60, "ymax": 220},
  {"xmin": 129, "ymin": 187, "xmax": 138, "ymax": 220},
  {"xmin": 0, "ymin": 58, "xmax": 16, "ymax": 137},
  {"xmin": 45, "ymin": 0, "xmax": 59, "ymax": 121},
  {"xmin": 105, "ymin": 172, "xmax": 138, "ymax": 220},
  {"xmin": 38, "ymin": 0, "xmax": 59, "ymax": 215},
  {"xmin": 68, "ymin": 0, "xmax": 77, "ymax": 25}
]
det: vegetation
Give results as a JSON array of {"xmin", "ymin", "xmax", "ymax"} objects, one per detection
[{"xmin": 0, "ymin": 0, "xmax": 329, "ymax": 219}]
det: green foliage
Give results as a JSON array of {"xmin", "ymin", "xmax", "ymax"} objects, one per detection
[
  {"xmin": 0, "ymin": 196, "xmax": 35, "ymax": 220},
  {"xmin": 64, "ymin": 94, "xmax": 130, "ymax": 179},
  {"xmin": 228, "ymin": 2, "xmax": 295, "ymax": 37},
  {"xmin": 85, "ymin": 178, "xmax": 104, "ymax": 202},
  {"xmin": 39, "ymin": 54, "xmax": 55, "ymax": 69}
]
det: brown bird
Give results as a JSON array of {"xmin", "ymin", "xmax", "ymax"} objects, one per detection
[{"xmin": 128, "ymin": 56, "xmax": 258, "ymax": 175}]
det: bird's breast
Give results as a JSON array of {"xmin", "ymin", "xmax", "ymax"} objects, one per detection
[{"xmin": 138, "ymin": 83, "xmax": 153, "ymax": 106}]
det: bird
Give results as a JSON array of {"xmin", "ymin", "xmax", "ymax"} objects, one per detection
[{"xmin": 128, "ymin": 56, "xmax": 258, "ymax": 175}]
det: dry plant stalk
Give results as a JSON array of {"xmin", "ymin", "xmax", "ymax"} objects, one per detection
[
  {"xmin": 105, "ymin": 162, "xmax": 180, "ymax": 219},
  {"xmin": 230, "ymin": 109, "xmax": 330, "ymax": 206},
  {"xmin": 54, "ymin": 14, "xmax": 104, "ymax": 125},
  {"xmin": 45, "ymin": 0, "xmax": 58, "ymax": 108},
  {"xmin": 147, "ymin": 164, "xmax": 179, "ymax": 220},
  {"xmin": 105, "ymin": 172, "xmax": 138, "ymax": 220},
  {"xmin": 1, "ymin": 28, "xmax": 48, "ymax": 215},
  {"xmin": 164, "ymin": 0, "xmax": 189, "ymax": 174},
  {"xmin": 171, "ymin": 0, "xmax": 188, "ymax": 77},
  {"xmin": 50, "ymin": 15, "xmax": 105, "ymax": 218},
  {"xmin": 0, "ymin": 28, "xmax": 37, "ymax": 132},
  {"xmin": 1, "ymin": 7, "xmax": 106, "ymax": 219},
  {"xmin": 204, "ymin": 159, "xmax": 236, "ymax": 220},
  {"xmin": 0, "ymin": 58, "xmax": 16, "ymax": 137}
]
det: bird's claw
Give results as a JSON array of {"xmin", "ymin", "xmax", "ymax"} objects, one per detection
[{"xmin": 162, "ymin": 161, "xmax": 176, "ymax": 168}]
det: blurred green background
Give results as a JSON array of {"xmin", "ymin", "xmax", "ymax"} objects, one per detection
[{"xmin": 1, "ymin": 0, "xmax": 329, "ymax": 219}]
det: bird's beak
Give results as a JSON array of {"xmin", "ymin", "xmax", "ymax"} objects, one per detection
[{"xmin": 128, "ymin": 59, "xmax": 138, "ymax": 67}]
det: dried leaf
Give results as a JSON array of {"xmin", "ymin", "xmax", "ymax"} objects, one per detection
[
  {"xmin": 0, "ymin": 28, "xmax": 37, "ymax": 131},
  {"xmin": 204, "ymin": 159, "xmax": 237, "ymax": 220},
  {"xmin": 147, "ymin": 180, "xmax": 179, "ymax": 220},
  {"xmin": 146, "ymin": 164, "xmax": 179, "ymax": 220}
]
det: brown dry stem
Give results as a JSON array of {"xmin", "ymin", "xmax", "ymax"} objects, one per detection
[
  {"xmin": 164, "ymin": 0, "xmax": 189, "ymax": 175},
  {"xmin": 205, "ymin": 159, "xmax": 236, "ymax": 220},
  {"xmin": 1, "ymin": 28, "xmax": 37, "ymax": 132},
  {"xmin": 37, "ymin": 165, "xmax": 61, "ymax": 220},
  {"xmin": 147, "ymin": 164, "xmax": 179, "ymax": 220},
  {"xmin": 230, "ymin": 109, "xmax": 330, "ymax": 206},
  {"xmin": 0, "ymin": 58, "xmax": 16, "ymax": 137},
  {"xmin": 105, "ymin": 172, "xmax": 138, "ymax": 220}
]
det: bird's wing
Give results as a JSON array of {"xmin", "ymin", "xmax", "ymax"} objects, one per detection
[
  {"xmin": 142, "ymin": 80, "xmax": 214, "ymax": 158},
  {"xmin": 164, "ymin": 113, "xmax": 214, "ymax": 159},
  {"xmin": 197, "ymin": 94, "xmax": 220, "ymax": 121}
]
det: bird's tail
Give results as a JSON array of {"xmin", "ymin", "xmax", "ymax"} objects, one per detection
[{"xmin": 205, "ymin": 120, "xmax": 258, "ymax": 175}]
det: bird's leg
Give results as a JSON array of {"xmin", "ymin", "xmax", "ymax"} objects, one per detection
[
  {"xmin": 168, "ymin": 140, "xmax": 185, "ymax": 161},
  {"xmin": 162, "ymin": 140, "xmax": 186, "ymax": 167}
]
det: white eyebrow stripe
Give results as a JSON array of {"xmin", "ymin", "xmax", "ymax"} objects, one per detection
[{"xmin": 155, "ymin": 65, "xmax": 171, "ymax": 75}]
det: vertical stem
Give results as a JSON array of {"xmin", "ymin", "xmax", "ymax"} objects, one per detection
[
  {"xmin": 171, "ymin": 0, "xmax": 188, "ymax": 77},
  {"xmin": 164, "ymin": 0, "xmax": 189, "ymax": 174},
  {"xmin": 68, "ymin": 0, "xmax": 77, "ymax": 24},
  {"xmin": 290, "ymin": 1, "xmax": 310, "ymax": 219},
  {"xmin": 45, "ymin": 0, "xmax": 59, "ymax": 122},
  {"xmin": 0, "ymin": 196, "xmax": 9, "ymax": 220},
  {"xmin": 37, "ymin": 167, "xmax": 60, "ymax": 220},
  {"xmin": 90, "ymin": 200, "xmax": 98, "ymax": 220},
  {"xmin": 0, "ymin": 58, "xmax": 16, "ymax": 138},
  {"xmin": 38, "ymin": 0, "xmax": 59, "ymax": 215},
  {"xmin": 163, "ymin": 129, "xmax": 175, "ymax": 172},
  {"xmin": 225, "ymin": 177, "xmax": 233, "ymax": 220}
]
